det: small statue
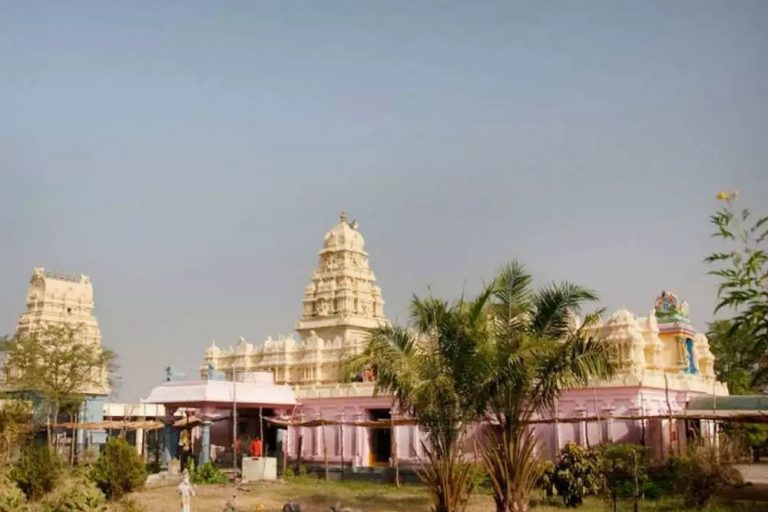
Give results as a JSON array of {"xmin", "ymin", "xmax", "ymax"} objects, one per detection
[
  {"xmin": 166, "ymin": 366, "xmax": 186, "ymax": 382},
  {"xmin": 177, "ymin": 469, "xmax": 196, "ymax": 512}
]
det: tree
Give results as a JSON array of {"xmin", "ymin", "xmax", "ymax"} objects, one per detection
[
  {"xmin": 0, "ymin": 401, "xmax": 32, "ymax": 463},
  {"xmin": 706, "ymin": 319, "xmax": 758, "ymax": 395},
  {"xmin": 706, "ymin": 192, "xmax": 768, "ymax": 387},
  {"xmin": 347, "ymin": 261, "xmax": 613, "ymax": 512},
  {"xmin": 344, "ymin": 295, "xmax": 487, "ymax": 512},
  {"xmin": 706, "ymin": 319, "xmax": 768, "ymax": 461},
  {"xmin": 473, "ymin": 262, "xmax": 615, "ymax": 512},
  {"xmin": 0, "ymin": 324, "xmax": 114, "ymax": 445}
]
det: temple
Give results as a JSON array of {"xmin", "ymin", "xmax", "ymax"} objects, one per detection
[
  {"xmin": 202, "ymin": 211, "xmax": 387, "ymax": 385},
  {"xmin": 199, "ymin": 213, "xmax": 729, "ymax": 472},
  {"xmin": 7, "ymin": 268, "xmax": 110, "ymax": 450}
]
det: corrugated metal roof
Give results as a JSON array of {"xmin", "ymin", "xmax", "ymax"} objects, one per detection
[{"xmin": 687, "ymin": 395, "xmax": 768, "ymax": 412}]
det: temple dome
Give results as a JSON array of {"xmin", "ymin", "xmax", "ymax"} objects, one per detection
[
  {"xmin": 322, "ymin": 211, "xmax": 366, "ymax": 254},
  {"xmin": 607, "ymin": 309, "xmax": 635, "ymax": 325}
]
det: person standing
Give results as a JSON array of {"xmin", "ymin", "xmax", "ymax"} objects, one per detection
[{"xmin": 249, "ymin": 436, "xmax": 263, "ymax": 457}]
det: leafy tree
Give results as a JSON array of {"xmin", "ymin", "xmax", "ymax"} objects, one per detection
[
  {"xmin": 348, "ymin": 261, "xmax": 613, "ymax": 512},
  {"xmin": 706, "ymin": 192, "xmax": 768, "ymax": 387},
  {"xmin": 474, "ymin": 262, "xmax": 615, "ymax": 512},
  {"xmin": 344, "ymin": 295, "xmax": 486, "ymax": 512},
  {"xmin": 706, "ymin": 319, "xmax": 759, "ymax": 395},
  {"xmin": 0, "ymin": 324, "xmax": 114, "ymax": 445},
  {"xmin": 0, "ymin": 401, "xmax": 31, "ymax": 463},
  {"xmin": 599, "ymin": 444, "xmax": 647, "ymax": 512}
]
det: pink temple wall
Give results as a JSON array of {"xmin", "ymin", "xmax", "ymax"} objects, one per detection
[{"xmin": 285, "ymin": 386, "xmax": 715, "ymax": 469}]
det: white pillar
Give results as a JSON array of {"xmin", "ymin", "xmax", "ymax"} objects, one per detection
[
  {"xmin": 575, "ymin": 408, "xmax": 587, "ymax": 447},
  {"xmin": 135, "ymin": 427, "xmax": 144, "ymax": 456}
]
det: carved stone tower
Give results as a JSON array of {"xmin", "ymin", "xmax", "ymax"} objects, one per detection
[
  {"xmin": 295, "ymin": 211, "xmax": 386, "ymax": 348},
  {"xmin": 16, "ymin": 267, "xmax": 103, "ymax": 347}
]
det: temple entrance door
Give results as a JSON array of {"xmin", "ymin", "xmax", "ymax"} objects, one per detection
[{"xmin": 368, "ymin": 409, "xmax": 391, "ymax": 466}]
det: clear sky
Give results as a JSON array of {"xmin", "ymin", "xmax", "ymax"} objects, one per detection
[{"xmin": 1, "ymin": 1, "xmax": 766, "ymax": 401}]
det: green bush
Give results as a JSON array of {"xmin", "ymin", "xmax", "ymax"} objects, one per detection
[
  {"xmin": 44, "ymin": 478, "xmax": 106, "ymax": 512},
  {"xmin": 549, "ymin": 442, "xmax": 602, "ymax": 507},
  {"xmin": 538, "ymin": 460, "xmax": 556, "ymax": 498},
  {"xmin": 115, "ymin": 496, "xmax": 147, "ymax": 512},
  {"xmin": 10, "ymin": 443, "xmax": 62, "ymax": 499},
  {"xmin": 599, "ymin": 443, "xmax": 648, "ymax": 510},
  {"xmin": 192, "ymin": 461, "xmax": 227, "ymax": 485},
  {"xmin": 91, "ymin": 438, "xmax": 147, "ymax": 500},
  {"xmin": 0, "ymin": 478, "xmax": 26, "ymax": 512},
  {"xmin": 670, "ymin": 443, "xmax": 743, "ymax": 509}
]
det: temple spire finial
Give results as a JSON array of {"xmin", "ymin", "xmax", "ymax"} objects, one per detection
[{"xmin": 340, "ymin": 210, "xmax": 347, "ymax": 223}]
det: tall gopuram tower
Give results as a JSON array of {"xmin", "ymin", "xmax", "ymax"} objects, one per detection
[
  {"xmin": 295, "ymin": 211, "xmax": 386, "ymax": 347},
  {"xmin": 201, "ymin": 212, "xmax": 388, "ymax": 386},
  {"xmin": 12, "ymin": 268, "xmax": 109, "ymax": 396}
]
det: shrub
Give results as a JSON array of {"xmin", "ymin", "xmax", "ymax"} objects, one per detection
[
  {"xmin": 549, "ymin": 442, "xmax": 602, "ymax": 507},
  {"xmin": 192, "ymin": 461, "xmax": 228, "ymax": 485},
  {"xmin": 91, "ymin": 438, "xmax": 147, "ymax": 500},
  {"xmin": 538, "ymin": 460, "xmax": 556, "ymax": 497},
  {"xmin": 599, "ymin": 444, "xmax": 648, "ymax": 511},
  {"xmin": 45, "ymin": 478, "xmax": 106, "ymax": 512},
  {"xmin": 10, "ymin": 443, "xmax": 62, "ymax": 499},
  {"xmin": 115, "ymin": 496, "xmax": 147, "ymax": 512},
  {"xmin": 670, "ymin": 443, "xmax": 743, "ymax": 509},
  {"xmin": 0, "ymin": 478, "xmax": 26, "ymax": 512}
]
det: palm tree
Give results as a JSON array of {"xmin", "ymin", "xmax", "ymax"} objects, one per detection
[
  {"xmin": 475, "ymin": 262, "xmax": 616, "ymax": 512},
  {"xmin": 344, "ymin": 295, "xmax": 487, "ymax": 512}
]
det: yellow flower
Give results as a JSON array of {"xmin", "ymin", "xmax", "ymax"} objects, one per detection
[{"xmin": 716, "ymin": 190, "xmax": 738, "ymax": 201}]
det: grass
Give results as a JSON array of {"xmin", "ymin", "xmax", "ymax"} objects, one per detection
[{"xmin": 128, "ymin": 475, "xmax": 766, "ymax": 512}]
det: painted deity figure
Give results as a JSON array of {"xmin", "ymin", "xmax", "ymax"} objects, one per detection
[{"xmin": 178, "ymin": 470, "xmax": 196, "ymax": 512}]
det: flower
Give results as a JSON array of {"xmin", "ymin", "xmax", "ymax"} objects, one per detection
[{"xmin": 716, "ymin": 190, "xmax": 738, "ymax": 201}]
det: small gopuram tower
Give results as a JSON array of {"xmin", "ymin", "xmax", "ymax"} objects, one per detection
[
  {"xmin": 16, "ymin": 267, "xmax": 103, "ymax": 348},
  {"xmin": 295, "ymin": 211, "xmax": 386, "ymax": 348}
]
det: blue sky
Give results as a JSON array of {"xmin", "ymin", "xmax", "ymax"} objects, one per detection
[{"xmin": 1, "ymin": 1, "xmax": 766, "ymax": 400}]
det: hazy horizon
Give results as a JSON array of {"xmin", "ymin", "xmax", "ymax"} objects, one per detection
[{"xmin": 2, "ymin": 1, "xmax": 767, "ymax": 401}]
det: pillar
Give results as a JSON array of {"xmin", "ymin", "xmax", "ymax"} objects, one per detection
[
  {"xmin": 603, "ymin": 408, "xmax": 615, "ymax": 443},
  {"xmin": 198, "ymin": 421, "xmax": 212, "ymax": 466},
  {"xmin": 552, "ymin": 400, "xmax": 561, "ymax": 458},
  {"xmin": 135, "ymin": 427, "xmax": 144, "ymax": 457},
  {"xmin": 162, "ymin": 423, "xmax": 174, "ymax": 466},
  {"xmin": 354, "ymin": 412, "xmax": 364, "ymax": 467},
  {"xmin": 575, "ymin": 408, "xmax": 587, "ymax": 447}
]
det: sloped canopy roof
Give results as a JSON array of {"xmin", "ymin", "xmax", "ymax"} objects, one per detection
[{"xmin": 144, "ymin": 380, "xmax": 296, "ymax": 409}]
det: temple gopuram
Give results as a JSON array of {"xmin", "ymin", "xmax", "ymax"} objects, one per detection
[
  {"xmin": 7, "ymin": 268, "xmax": 110, "ymax": 451},
  {"xmin": 202, "ymin": 211, "xmax": 386, "ymax": 385}
]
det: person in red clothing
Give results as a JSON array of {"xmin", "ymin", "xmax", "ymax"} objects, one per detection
[{"xmin": 249, "ymin": 436, "xmax": 263, "ymax": 458}]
